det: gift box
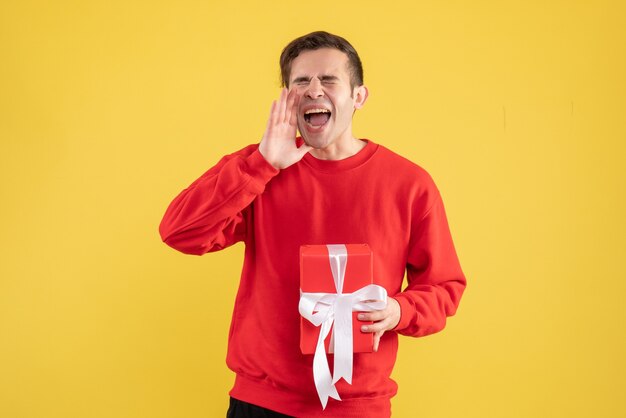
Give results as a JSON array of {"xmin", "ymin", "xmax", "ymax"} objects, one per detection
[{"xmin": 299, "ymin": 244, "xmax": 374, "ymax": 354}]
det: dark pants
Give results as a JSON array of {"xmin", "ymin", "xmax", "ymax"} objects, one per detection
[{"xmin": 226, "ymin": 397, "xmax": 294, "ymax": 418}]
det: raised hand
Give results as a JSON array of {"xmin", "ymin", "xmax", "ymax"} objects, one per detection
[{"xmin": 259, "ymin": 88, "xmax": 313, "ymax": 169}]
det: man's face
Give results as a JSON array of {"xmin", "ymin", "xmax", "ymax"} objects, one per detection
[{"xmin": 289, "ymin": 48, "xmax": 367, "ymax": 150}]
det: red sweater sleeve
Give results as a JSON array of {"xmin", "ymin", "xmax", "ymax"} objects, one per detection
[
  {"xmin": 159, "ymin": 145, "xmax": 279, "ymax": 255},
  {"xmin": 392, "ymin": 193, "xmax": 467, "ymax": 337}
]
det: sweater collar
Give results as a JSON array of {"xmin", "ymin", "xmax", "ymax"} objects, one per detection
[{"xmin": 298, "ymin": 138, "xmax": 378, "ymax": 173}]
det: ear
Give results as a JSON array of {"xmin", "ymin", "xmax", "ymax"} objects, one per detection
[{"xmin": 353, "ymin": 85, "xmax": 369, "ymax": 109}]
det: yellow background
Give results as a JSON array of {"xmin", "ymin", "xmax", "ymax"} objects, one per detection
[{"xmin": 1, "ymin": 1, "xmax": 625, "ymax": 417}]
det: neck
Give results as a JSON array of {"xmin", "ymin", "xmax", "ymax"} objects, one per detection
[{"xmin": 309, "ymin": 136, "xmax": 367, "ymax": 161}]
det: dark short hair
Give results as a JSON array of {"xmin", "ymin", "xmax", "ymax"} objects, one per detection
[{"xmin": 279, "ymin": 31, "xmax": 364, "ymax": 89}]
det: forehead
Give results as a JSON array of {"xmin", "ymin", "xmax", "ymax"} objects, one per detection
[{"xmin": 290, "ymin": 48, "xmax": 351, "ymax": 80}]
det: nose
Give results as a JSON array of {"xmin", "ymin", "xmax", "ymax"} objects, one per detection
[{"xmin": 304, "ymin": 77, "xmax": 324, "ymax": 99}]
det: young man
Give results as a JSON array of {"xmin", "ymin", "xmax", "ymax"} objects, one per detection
[{"xmin": 159, "ymin": 31, "xmax": 466, "ymax": 418}]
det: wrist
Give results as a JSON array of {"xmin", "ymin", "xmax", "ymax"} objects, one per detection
[
  {"xmin": 258, "ymin": 145, "xmax": 281, "ymax": 170},
  {"xmin": 390, "ymin": 296, "xmax": 405, "ymax": 331},
  {"xmin": 246, "ymin": 150, "xmax": 280, "ymax": 185}
]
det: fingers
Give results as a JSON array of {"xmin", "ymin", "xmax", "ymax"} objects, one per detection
[
  {"xmin": 270, "ymin": 88, "xmax": 299, "ymax": 127},
  {"xmin": 358, "ymin": 298, "xmax": 401, "ymax": 353},
  {"xmin": 288, "ymin": 92, "xmax": 300, "ymax": 126},
  {"xmin": 359, "ymin": 298, "xmax": 400, "ymax": 331},
  {"xmin": 358, "ymin": 309, "xmax": 387, "ymax": 322},
  {"xmin": 277, "ymin": 88, "xmax": 287, "ymax": 123},
  {"xmin": 266, "ymin": 89, "xmax": 290, "ymax": 136},
  {"xmin": 369, "ymin": 322, "xmax": 388, "ymax": 352},
  {"xmin": 359, "ymin": 300, "xmax": 400, "ymax": 334},
  {"xmin": 267, "ymin": 100, "xmax": 277, "ymax": 133},
  {"xmin": 360, "ymin": 316, "xmax": 394, "ymax": 334},
  {"xmin": 373, "ymin": 331, "xmax": 384, "ymax": 352}
]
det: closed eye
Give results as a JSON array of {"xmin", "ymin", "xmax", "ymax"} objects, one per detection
[
  {"xmin": 292, "ymin": 77, "xmax": 310, "ymax": 86},
  {"xmin": 291, "ymin": 75, "xmax": 340, "ymax": 86},
  {"xmin": 320, "ymin": 76, "xmax": 339, "ymax": 84}
]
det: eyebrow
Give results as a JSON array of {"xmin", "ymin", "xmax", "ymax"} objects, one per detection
[{"xmin": 292, "ymin": 75, "xmax": 340, "ymax": 83}]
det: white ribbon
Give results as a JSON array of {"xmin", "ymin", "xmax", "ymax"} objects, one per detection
[{"xmin": 299, "ymin": 244, "xmax": 387, "ymax": 409}]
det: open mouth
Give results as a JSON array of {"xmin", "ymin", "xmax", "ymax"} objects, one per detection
[{"xmin": 303, "ymin": 108, "xmax": 331, "ymax": 128}]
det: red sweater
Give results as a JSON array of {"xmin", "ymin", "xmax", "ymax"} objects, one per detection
[{"xmin": 159, "ymin": 139, "xmax": 466, "ymax": 417}]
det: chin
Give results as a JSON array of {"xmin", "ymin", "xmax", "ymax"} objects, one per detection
[
  {"xmin": 298, "ymin": 122, "xmax": 331, "ymax": 150},
  {"xmin": 301, "ymin": 136, "xmax": 329, "ymax": 150}
]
